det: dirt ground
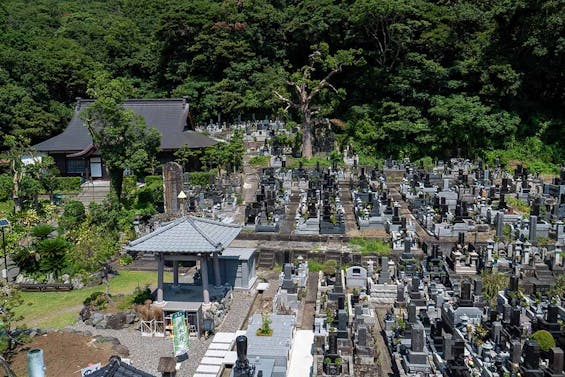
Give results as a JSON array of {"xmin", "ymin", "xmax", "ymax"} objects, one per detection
[{"xmin": 10, "ymin": 332, "xmax": 115, "ymax": 377}]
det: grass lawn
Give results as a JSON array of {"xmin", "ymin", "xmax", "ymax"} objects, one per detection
[
  {"xmin": 16, "ymin": 270, "xmax": 171, "ymax": 329},
  {"xmin": 349, "ymin": 237, "xmax": 391, "ymax": 255}
]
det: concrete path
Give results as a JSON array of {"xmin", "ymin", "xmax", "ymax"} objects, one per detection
[{"xmin": 288, "ymin": 330, "xmax": 314, "ymax": 377}]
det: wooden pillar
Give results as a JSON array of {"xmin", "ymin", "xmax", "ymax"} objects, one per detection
[
  {"xmin": 173, "ymin": 260, "xmax": 179, "ymax": 286},
  {"xmin": 157, "ymin": 253, "xmax": 164, "ymax": 302},
  {"xmin": 213, "ymin": 252, "xmax": 221, "ymax": 286},
  {"xmin": 201, "ymin": 255, "xmax": 210, "ymax": 304}
]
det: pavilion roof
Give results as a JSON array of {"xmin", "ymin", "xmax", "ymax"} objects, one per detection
[{"xmin": 125, "ymin": 216, "xmax": 241, "ymax": 254}]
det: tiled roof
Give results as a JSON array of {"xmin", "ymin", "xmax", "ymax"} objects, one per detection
[
  {"xmin": 89, "ymin": 357, "xmax": 155, "ymax": 377},
  {"xmin": 34, "ymin": 98, "xmax": 216, "ymax": 152},
  {"xmin": 125, "ymin": 216, "xmax": 242, "ymax": 254}
]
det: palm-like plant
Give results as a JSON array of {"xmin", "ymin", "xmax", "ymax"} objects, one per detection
[{"xmin": 481, "ymin": 271, "xmax": 509, "ymax": 306}]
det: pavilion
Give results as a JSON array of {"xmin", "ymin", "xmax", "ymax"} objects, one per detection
[{"xmin": 125, "ymin": 216, "xmax": 248, "ymax": 306}]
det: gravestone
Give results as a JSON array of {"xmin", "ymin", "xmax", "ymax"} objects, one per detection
[
  {"xmin": 163, "ymin": 162, "xmax": 184, "ymax": 214},
  {"xmin": 408, "ymin": 303, "xmax": 417, "ymax": 324},
  {"xmin": 496, "ymin": 212, "xmax": 505, "ymax": 240},
  {"xmin": 523, "ymin": 340, "xmax": 541, "ymax": 369},
  {"xmin": 346, "ymin": 266, "xmax": 368, "ymax": 290},
  {"xmin": 377, "ymin": 257, "xmax": 390, "ymax": 284},
  {"xmin": 357, "ymin": 324, "xmax": 368, "ymax": 347},
  {"xmin": 281, "ymin": 263, "xmax": 296, "ymax": 293},
  {"xmin": 549, "ymin": 347, "xmax": 564, "ymax": 374},
  {"xmin": 529, "ymin": 216, "xmax": 538, "ymax": 244},
  {"xmin": 411, "ymin": 323, "xmax": 425, "ymax": 352},
  {"xmin": 511, "ymin": 340, "xmax": 521, "ymax": 364},
  {"xmin": 492, "ymin": 322, "xmax": 502, "ymax": 344}
]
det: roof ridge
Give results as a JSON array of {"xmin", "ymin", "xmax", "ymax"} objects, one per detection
[
  {"xmin": 188, "ymin": 215, "xmax": 241, "ymax": 228},
  {"xmin": 186, "ymin": 216, "xmax": 222, "ymax": 250},
  {"xmin": 127, "ymin": 218, "xmax": 185, "ymax": 247}
]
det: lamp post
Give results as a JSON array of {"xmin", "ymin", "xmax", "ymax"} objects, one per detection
[{"xmin": 0, "ymin": 218, "xmax": 10, "ymax": 282}]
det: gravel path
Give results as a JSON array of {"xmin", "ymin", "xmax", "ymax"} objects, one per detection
[{"xmin": 70, "ymin": 289, "xmax": 258, "ymax": 376}]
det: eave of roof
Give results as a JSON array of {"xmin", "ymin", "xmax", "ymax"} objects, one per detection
[
  {"xmin": 125, "ymin": 216, "xmax": 242, "ymax": 254},
  {"xmin": 34, "ymin": 98, "xmax": 217, "ymax": 152}
]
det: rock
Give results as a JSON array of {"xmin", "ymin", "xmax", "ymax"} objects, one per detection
[
  {"xmin": 95, "ymin": 319, "xmax": 107, "ymax": 329},
  {"xmin": 112, "ymin": 344, "xmax": 130, "ymax": 357},
  {"xmin": 15, "ymin": 274, "xmax": 24, "ymax": 284},
  {"xmin": 28, "ymin": 330, "xmax": 38, "ymax": 338},
  {"xmin": 71, "ymin": 277, "xmax": 84, "ymax": 290},
  {"xmin": 83, "ymin": 330, "xmax": 92, "ymax": 337},
  {"xmin": 91, "ymin": 312, "xmax": 104, "ymax": 326},
  {"xmin": 125, "ymin": 312, "xmax": 137, "ymax": 324},
  {"xmin": 79, "ymin": 306, "xmax": 92, "ymax": 321},
  {"xmin": 96, "ymin": 336, "xmax": 120, "ymax": 345},
  {"xmin": 61, "ymin": 274, "xmax": 70, "ymax": 284},
  {"xmin": 106, "ymin": 313, "xmax": 127, "ymax": 330}
]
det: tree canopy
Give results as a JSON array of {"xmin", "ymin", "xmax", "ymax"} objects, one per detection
[{"xmin": 0, "ymin": 0, "xmax": 562, "ymax": 165}]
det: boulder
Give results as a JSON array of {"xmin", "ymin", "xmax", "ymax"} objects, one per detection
[
  {"xmin": 61, "ymin": 274, "xmax": 70, "ymax": 284},
  {"xmin": 95, "ymin": 319, "xmax": 107, "ymax": 329},
  {"xmin": 106, "ymin": 313, "xmax": 127, "ymax": 330},
  {"xmin": 112, "ymin": 344, "xmax": 130, "ymax": 357},
  {"xmin": 125, "ymin": 312, "xmax": 137, "ymax": 324},
  {"xmin": 71, "ymin": 277, "xmax": 84, "ymax": 290},
  {"xmin": 91, "ymin": 312, "xmax": 105, "ymax": 326},
  {"xmin": 79, "ymin": 306, "xmax": 92, "ymax": 321}
]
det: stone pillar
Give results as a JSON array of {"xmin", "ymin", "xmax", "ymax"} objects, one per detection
[
  {"xmin": 529, "ymin": 215, "xmax": 538, "ymax": 245},
  {"xmin": 173, "ymin": 260, "xmax": 179, "ymax": 286},
  {"xmin": 157, "ymin": 253, "xmax": 164, "ymax": 302},
  {"xmin": 213, "ymin": 252, "xmax": 221, "ymax": 287},
  {"xmin": 201, "ymin": 255, "xmax": 210, "ymax": 305},
  {"xmin": 163, "ymin": 162, "xmax": 184, "ymax": 214}
]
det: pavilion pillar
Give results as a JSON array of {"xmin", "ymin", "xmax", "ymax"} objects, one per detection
[
  {"xmin": 157, "ymin": 253, "xmax": 164, "ymax": 302},
  {"xmin": 173, "ymin": 260, "xmax": 179, "ymax": 286},
  {"xmin": 201, "ymin": 255, "xmax": 210, "ymax": 305},
  {"xmin": 213, "ymin": 252, "xmax": 221, "ymax": 287}
]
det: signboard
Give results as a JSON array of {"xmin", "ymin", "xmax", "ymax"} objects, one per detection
[
  {"xmin": 81, "ymin": 363, "xmax": 101, "ymax": 376},
  {"xmin": 172, "ymin": 311, "xmax": 189, "ymax": 357}
]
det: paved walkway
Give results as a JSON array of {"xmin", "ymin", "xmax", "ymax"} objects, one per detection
[{"xmin": 288, "ymin": 330, "xmax": 314, "ymax": 377}]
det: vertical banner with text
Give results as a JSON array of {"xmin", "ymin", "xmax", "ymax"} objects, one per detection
[{"xmin": 172, "ymin": 311, "xmax": 189, "ymax": 357}]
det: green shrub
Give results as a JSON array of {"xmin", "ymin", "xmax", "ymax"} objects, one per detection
[
  {"xmin": 0, "ymin": 200, "xmax": 15, "ymax": 216},
  {"xmin": 30, "ymin": 224, "xmax": 55, "ymax": 239},
  {"xmin": 83, "ymin": 291, "xmax": 110, "ymax": 310},
  {"xmin": 530, "ymin": 330, "xmax": 556, "ymax": 352},
  {"xmin": 249, "ymin": 155, "xmax": 269, "ymax": 168},
  {"xmin": 189, "ymin": 171, "xmax": 214, "ymax": 186},
  {"xmin": 119, "ymin": 254, "xmax": 134, "ymax": 266},
  {"xmin": 0, "ymin": 174, "xmax": 12, "ymax": 202},
  {"xmin": 53, "ymin": 177, "xmax": 82, "ymax": 193},
  {"xmin": 144, "ymin": 175, "xmax": 162, "ymax": 187},
  {"xmin": 132, "ymin": 285, "xmax": 152, "ymax": 304},
  {"xmin": 59, "ymin": 200, "xmax": 86, "ymax": 230}
]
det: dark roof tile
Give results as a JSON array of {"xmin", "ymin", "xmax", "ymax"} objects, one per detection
[{"xmin": 34, "ymin": 99, "xmax": 216, "ymax": 152}]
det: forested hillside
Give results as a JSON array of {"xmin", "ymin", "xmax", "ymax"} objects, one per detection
[{"xmin": 0, "ymin": 0, "xmax": 563, "ymax": 167}]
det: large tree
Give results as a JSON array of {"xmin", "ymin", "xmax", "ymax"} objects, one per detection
[
  {"xmin": 274, "ymin": 43, "xmax": 362, "ymax": 158},
  {"xmin": 81, "ymin": 74, "xmax": 160, "ymax": 204}
]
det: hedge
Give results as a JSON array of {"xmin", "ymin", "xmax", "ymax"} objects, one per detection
[
  {"xmin": 54, "ymin": 177, "xmax": 82, "ymax": 193},
  {"xmin": 189, "ymin": 171, "xmax": 214, "ymax": 186}
]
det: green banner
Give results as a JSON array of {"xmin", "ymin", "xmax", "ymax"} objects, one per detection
[{"xmin": 172, "ymin": 311, "xmax": 189, "ymax": 357}]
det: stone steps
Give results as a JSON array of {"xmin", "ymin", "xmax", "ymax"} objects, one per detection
[{"xmin": 258, "ymin": 249, "xmax": 275, "ymax": 269}]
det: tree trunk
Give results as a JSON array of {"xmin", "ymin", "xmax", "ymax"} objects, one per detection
[
  {"xmin": 109, "ymin": 168, "xmax": 124, "ymax": 204},
  {"xmin": 302, "ymin": 110, "xmax": 313, "ymax": 159}
]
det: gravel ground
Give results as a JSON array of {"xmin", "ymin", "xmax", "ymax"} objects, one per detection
[{"xmin": 70, "ymin": 289, "xmax": 257, "ymax": 376}]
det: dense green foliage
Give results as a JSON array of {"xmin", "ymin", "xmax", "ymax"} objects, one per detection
[
  {"xmin": 0, "ymin": 0, "xmax": 563, "ymax": 164},
  {"xmin": 530, "ymin": 330, "xmax": 556, "ymax": 352}
]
